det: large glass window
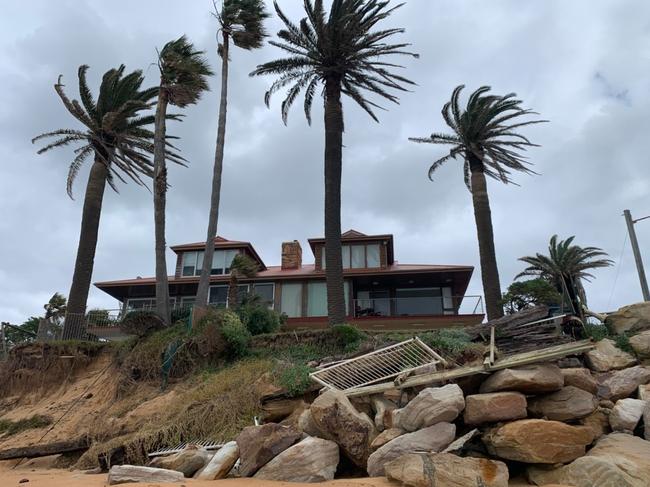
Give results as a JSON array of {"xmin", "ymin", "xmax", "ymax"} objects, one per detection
[
  {"xmin": 182, "ymin": 249, "xmax": 240, "ymax": 276},
  {"xmin": 367, "ymin": 244, "xmax": 380, "ymax": 268},
  {"xmin": 307, "ymin": 282, "xmax": 327, "ymax": 317},
  {"xmin": 253, "ymin": 283, "xmax": 275, "ymax": 307},
  {"xmin": 280, "ymin": 283, "xmax": 302, "ymax": 317},
  {"xmin": 320, "ymin": 243, "xmax": 382, "ymax": 269},
  {"xmin": 209, "ymin": 286, "xmax": 228, "ymax": 307},
  {"xmin": 395, "ymin": 288, "xmax": 442, "ymax": 316}
]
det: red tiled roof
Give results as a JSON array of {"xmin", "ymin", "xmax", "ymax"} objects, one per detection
[{"xmin": 94, "ymin": 262, "xmax": 473, "ymax": 288}]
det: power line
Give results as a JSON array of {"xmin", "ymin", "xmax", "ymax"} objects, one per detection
[{"xmin": 607, "ymin": 230, "xmax": 628, "ymax": 311}]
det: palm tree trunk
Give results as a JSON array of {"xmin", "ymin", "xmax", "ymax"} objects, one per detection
[
  {"xmin": 196, "ymin": 32, "xmax": 230, "ymax": 310},
  {"xmin": 468, "ymin": 154, "xmax": 504, "ymax": 321},
  {"xmin": 153, "ymin": 89, "xmax": 171, "ymax": 324},
  {"xmin": 323, "ymin": 78, "xmax": 346, "ymax": 326},
  {"xmin": 63, "ymin": 156, "xmax": 108, "ymax": 339}
]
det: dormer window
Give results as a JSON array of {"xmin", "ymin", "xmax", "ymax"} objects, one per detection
[
  {"xmin": 322, "ymin": 243, "xmax": 381, "ymax": 269},
  {"xmin": 181, "ymin": 249, "xmax": 239, "ymax": 276}
]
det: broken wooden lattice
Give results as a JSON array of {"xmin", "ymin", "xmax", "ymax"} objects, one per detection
[{"xmin": 310, "ymin": 337, "xmax": 447, "ymax": 392}]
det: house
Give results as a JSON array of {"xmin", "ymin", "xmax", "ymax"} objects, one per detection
[{"xmin": 94, "ymin": 230, "xmax": 484, "ymax": 331}]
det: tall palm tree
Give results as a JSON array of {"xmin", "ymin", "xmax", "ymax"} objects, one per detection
[
  {"xmin": 33, "ymin": 65, "xmax": 183, "ymax": 339},
  {"xmin": 195, "ymin": 0, "xmax": 270, "ymax": 309},
  {"xmin": 516, "ymin": 235, "xmax": 613, "ymax": 315},
  {"xmin": 227, "ymin": 254, "xmax": 259, "ymax": 308},
  {"xmin": 410, "ymin": 85, "xmax": 547, "ymax": 321},
  {"xmin": 251, "ymin": 0, "xmax": 418, "ymax": 325},
  {"xmin": 153, "ymin": 36, "xmax": 212, "ymax": 324}
]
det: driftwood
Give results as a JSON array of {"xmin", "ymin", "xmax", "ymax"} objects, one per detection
[{"xmin": 0, "ymin": 437, "xmax": 89, "ymax": 460}]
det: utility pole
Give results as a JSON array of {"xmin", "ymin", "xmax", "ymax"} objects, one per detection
[{"xmin": 623, "ymin": 209, "xmax": 650, "ymax": 302}]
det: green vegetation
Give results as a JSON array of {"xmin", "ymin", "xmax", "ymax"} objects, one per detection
[
  {"xmin": 583, "ymin": 324, "xmax": 634, "ymax": 354},
  {"xmin": 332, "ymin": 324, "xmax": 366, "ymax": 352},
  {"xmin": 383, "ymin": 328, "xmax": 484, "ymax": 363},
  {"xmin": 237, "ymin": 296, "xmax": 283, "ymax": 335},
  {"xmin": 0, "ymin": 415, "xmax": 52, "ymax": 437},
  {"xmin": 501, "ymin": 278, "xmax": 563, "ymax": 314},
  {"xmin": 119, "ymin": 311, "xmax": 166, "ymax": 338},
  {"xmin": 277, "ymin": 364, "xmax": 314, "ymax": 397},
  {"xmin": 218, "ymin": 310, "xmax": 252, "ymax": 359}
]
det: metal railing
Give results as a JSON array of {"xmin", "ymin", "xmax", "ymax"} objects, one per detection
[{"xmin": 352, "ymin": 295, "xmax": 483, "ymax": 318}]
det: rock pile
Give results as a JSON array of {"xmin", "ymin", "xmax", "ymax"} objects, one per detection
[{"xmin": 108, "ymin": 334, "xmax": 650, "ymax": 486}]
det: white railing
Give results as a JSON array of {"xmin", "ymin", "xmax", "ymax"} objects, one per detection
[{"xmin": 352, "ymin": 295, "xmax": 483, "ymax": 318}]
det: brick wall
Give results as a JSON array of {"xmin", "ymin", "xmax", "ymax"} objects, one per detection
[{"xmin": 281, "ymin": 241, "xmax": 302, "ymax": 270}]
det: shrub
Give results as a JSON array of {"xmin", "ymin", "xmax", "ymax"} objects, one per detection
[
  {"xmin": 238, "ymin": 302, "xmax": 282, "ymax": 335},
  {"xmin": 220, "ymin": 310, "xmax": 252, "ymax": 360},
  {"xmin": 0, "ymin": 415, "xmax": 52, "ymax": 436},
  {"xmin": 278, "ymin": 364, "xmax": 314, "ymax": 397},
  {"xmin": 417, "ymin": 328, "xmax": 484, "ymax": 362},
  {"xmin": 120, "ymin": 311, "xmax": 166, "ymax": 338},
  {"xmin": 584, "ymin": 323, "xmax": 610, "ymax": 342},
  {"xmin": 171, "ymin": 307, "xmax": 191, "ymax": 324},
  {"xmin": 332, "ymin": 324, "xmax": 365, "ymax": 349}
]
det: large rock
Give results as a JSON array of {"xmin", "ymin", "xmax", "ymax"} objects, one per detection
[
  {"xmin": 644, "ymin": 402, "xmax": 650, "ymax": 440},
  {"xmin": 236, "ymin": 423, "xmax": 302, "ymax": 477},
  {"xmin": 464, "ymin": 392, "xmax": 527, "ymax": 425},
  {"xmin": 639, "ymin": 383, "xmax": 650, "ymax": 400},
  {"xmin": 527, "ymin": 433, "xmax": 650, "ymax": 487},
  {"xmin": 194, "ymin": 441, "xmax": 239, "ymax": 480},
  {"xmin": 310, "ymin": 390, "xmax": 377, "ymax": 467},
  {"xmin": 396, "ymin": 384, "xmax": 465, "ymax": 432},
  {"xmin": 479, "ymin": 363, "xmax": 564, "ymax": 394},
  {"xmin": 561, "ymin": 368, "xmax": 598, "ymax": 394},
  {"xmin": 629, "ymin": 330, "xmax": 650, "ymax": 359},
  {"xmin": 367, "ymin": 422, "xmax": 455, "ymax": 477},
  {"xmin": 609, "ymin": 398, "xmax": 647, "ymax": 433},
  {"xmin": 371, "ymin": 395, "xmax": 397, "ymax": 431},
  {"xmin": 148, "ymin": 445, "xmax": 212, "ymax": 477},
  {"xmin": 254, "ymin": 437, "xmax": 339, "ymax": 483},
  {"xmin": 108, "ymin": 465, "xmax": 184, "ymax": 485},
  {"xmin": 585, "ymin": 339, "xmax": 637, "ymax": 372},
  {"xmin": 606, "ymin": 302, "xmax": 650, "ymax": 335},
  {"xmin": 579, "ymin": 409, "xmax": 611, "ymax": 441},
  {"xmin": 483, "ymin": 419, "xmax": 593, "ymax": 464},
  {"xmin": 385, "ymin": 452, "xmax": 508, "ymax": 487},
  {"xmin": 598, "ymin": 365, "xmax": 650, "ymax": 401},
  {"xmin": 370, "ymin": 427, "xmax": 404, "ymax": 451},
  {"xmin": 528, "ymin": 386, "xmax": 598, "ymax": 421}
]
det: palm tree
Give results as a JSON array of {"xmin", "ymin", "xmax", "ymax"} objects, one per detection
[
  {"xmin": 195, "ymin": 0, "xmax": 270, "ymax": 309},
  {"xmin": 153, "ymin": 36, "xmax": 212, "ymax": 324},
  {"xmin": 516, "ymin": 235, "xmax": 613, "ymax": 315},
  {"xmin": 227, "ymin": 254, "xmax": 259, "ymax": 308},
  {"xmin": 251, "ymin": 0, "xmax": 418, "ymax": 325},
  {"xmin": 410, "ymin": 85, "xmax": 547, "ymax": 321},
  {"xmin": 33, "ymin": 65, "xmax": 183, "ymax": 339}
]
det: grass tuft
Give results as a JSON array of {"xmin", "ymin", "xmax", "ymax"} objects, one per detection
[{"xmin": 0, "ymin": 415, "xmax": 52, "ymax": 437}]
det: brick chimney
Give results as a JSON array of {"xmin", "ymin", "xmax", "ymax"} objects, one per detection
[{"xmin": 281, "ymin": 241, "xmax": 302, "ymax": 270}]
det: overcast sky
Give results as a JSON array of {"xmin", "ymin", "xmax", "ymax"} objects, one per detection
[{"xmin": 1, "ymin": 0, "xmax": 649, "ymax": 323}]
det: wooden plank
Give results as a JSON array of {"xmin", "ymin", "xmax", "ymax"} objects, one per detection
[
  {"xmin": 0, "ymin": 438, "xmax": 89, "ymax": 460},
  {"xmin": 345, "ymin": 339, "xmax": 594, "ymax": 397}
]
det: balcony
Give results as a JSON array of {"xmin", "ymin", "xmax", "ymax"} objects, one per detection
[{"xmin": 352, "ymin": 295, "xmax": 483, "ymax": 318}]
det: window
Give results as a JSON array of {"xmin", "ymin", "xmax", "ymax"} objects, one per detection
[
  {"xmin": 307, "ymin": 282, "xmax": 327, "ymax": 317},
  {"xmin": 209, "ymin": 286, "xmax": 228, "ymax": 307},
  {"xmin": 182, "ymin": 249, "xmax": 240, "ymax": 276},
  {"xmin": 126, "ymin": 298, "xmax": 156, "ymax": 311},
  {"xmin": 253, "ymin": 283, "xmax": 275, "ymax": 307},
  {"xmin": 281, "ymin": 283, "xmax": 302, "ymax": 318},
  {"xmin": 442, "ymin": 287, "xmax": 454, "ymax": 315},
  {"xmin": 395, "ymin": 288, "xmax": 442, "ymax": 316},
  {"xmin": 320, "ymin": 243, "xmax": 383, "ymax": 269},
  {"xmin": 181, "ymin": 297, "xmax": 196, "ymax": 308},
  {"xmin": 367, "ymin": 244, "xmax": 380, "ymax": 268}
]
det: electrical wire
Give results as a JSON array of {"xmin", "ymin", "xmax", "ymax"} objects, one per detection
[{"xmin": 607, "ymin": 231, "xmax": 628, "ymax": 311}]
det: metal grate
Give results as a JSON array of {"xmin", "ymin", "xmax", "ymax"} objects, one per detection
[
  {"xmin": 310, "ymin": 337, "xmax": 446, "ymax": 392},
  {"xmin": 148, "ymin": 439, "xmax": 224, "ymax": 458}
]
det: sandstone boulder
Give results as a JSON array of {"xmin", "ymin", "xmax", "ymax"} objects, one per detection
[
  {"xmin": 371, "ymin": 395, "xmax": 397, "ymax": 432},
  {"xmin": 561, "ymin": 367, "xmax": 598, "ymax": 394},
  {"xmin": 606, "ymin": 302, "xmax": 650, "ymax": 335},
  {"xmin": 609, "ymin": 398, "xmax": 647, "ymax": 433},
  {"xmin": 483, "ymin": 419, "xmax": 593, "ymax": 464},
  {"xmin": 479, "ymin": 363, "xmax": 563, "ymax": 394},
  {"xmin": 442, "ymin": 428, "xmax": 480, "ymax": 454},
  {"xmin": 194, "ymin": 441, "xmax": 239, "ymax": 480},
  {"xmin": 629, "ymin": 330, "xmax": 650, "ymax": 359},
  {"xmin": 585, "ymin": 338, "xmax": 637, "ymax": 372},
  {"xmin": 254, "ymin": 437, "xmax": 339, "ymax": 483},
  {"xmin": 385, "ymin": 452, "xmax": 508, "ymax": 487},
  {"xmin": 367, "ymin": 422, "xmax": 455, "ymax": 477},
  {"xmin": 527, "ymin": 433, "xmax": 650, "ymax": 487},
  {"xmin": 310, "ymin": 389, "xmax": 377, "ymax": 467},
  {"xmin": 108, "ymin": 465, "xmax": 184, "ymax": 485},
  {"xmin": 370, "ymin": 427, "xmax": 404, "ymax": 451},
  {"xmin": 527, "ymin": 386, "xmax": 598, "ymax": 421},
  {"xmin": 464, "ymin": 392, "xmax": 527, "ymax": 425},
  {"xmin": 598, "ymin": 365, "xmax": 650, "ymax": 401},
  {"xmin": 579, "ymin": 409, "xmax": 610, "ymax": 440},
  {"xmin": 396, "ymin": 384, "xmax": 465, "ymax": 432},
  {"xmin": 644, "ymin": 401, "xmax": 650, "ymax": 440},
  {"xmin": 148, "ymin": 445, "xmax": 212, "ymax": 477},
  {"xmin": 639, "ymin": 383, "xmax": 650, "ymax": 400},
  {"xmin": 236, "ymin": 423, "xmax": 302, "ymax": 477}
]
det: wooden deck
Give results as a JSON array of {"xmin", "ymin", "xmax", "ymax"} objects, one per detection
[{"xmin": 283, "ymin": 314, "xmax": 485, "ymax": 331}]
